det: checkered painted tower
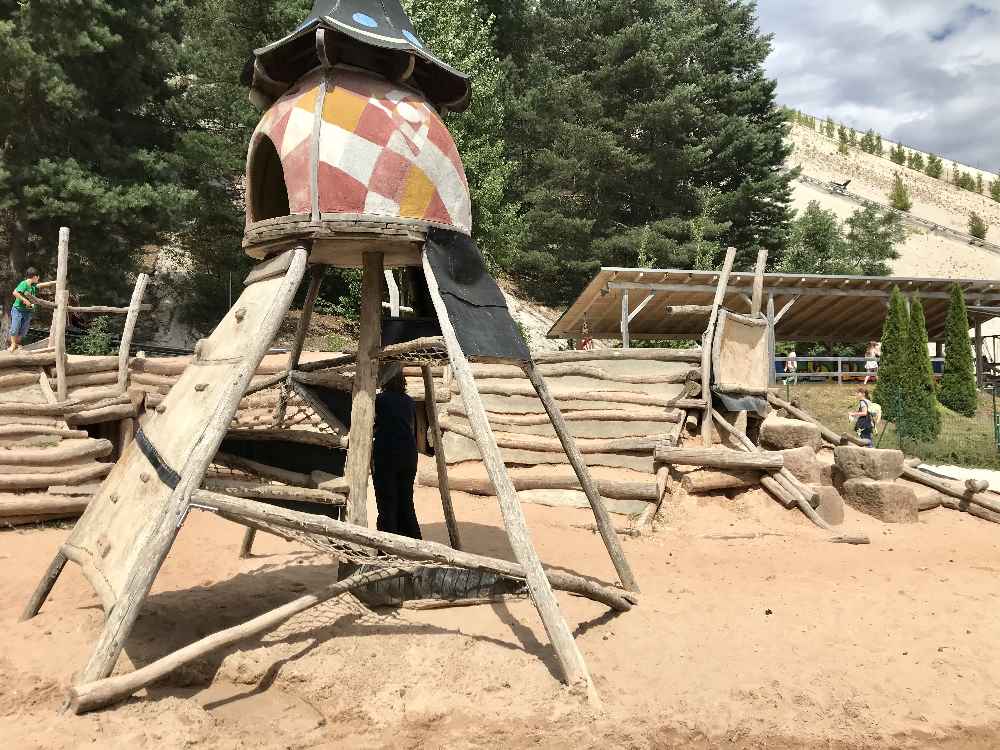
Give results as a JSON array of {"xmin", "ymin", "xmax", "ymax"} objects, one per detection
[{"xmin": 242, "ymin": 1, "xmax": 473, "ymax": 267}]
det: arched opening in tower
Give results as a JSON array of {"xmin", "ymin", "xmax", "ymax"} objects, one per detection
[{"xmin": 248, "ymin": 135, "xmax": 290, "ymax": 223}]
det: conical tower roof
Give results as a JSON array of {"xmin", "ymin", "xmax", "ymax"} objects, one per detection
[{"xmin": 245, "ymin": 1, "xmax": 470, "ymax": 112}]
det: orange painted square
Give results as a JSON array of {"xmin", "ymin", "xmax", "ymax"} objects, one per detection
[{"xmin": 322, "ymin": 87, "xmax": 368, "ymax": 132}]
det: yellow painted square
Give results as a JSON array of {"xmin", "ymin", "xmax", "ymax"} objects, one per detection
[
  {"xmin": 294, "ymin": 86, "xmax": 320, "ymax": 115},
  {"xmin": 399, "ymin": 166, "xmax": 435, "ymax": 219},
  {"xmin": 322, "ymin": 87, "xmax": 368, "ymax": 132}
]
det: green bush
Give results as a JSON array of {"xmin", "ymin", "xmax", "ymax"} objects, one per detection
[
  {"xmin": 969, "ymin": 212, "xmax": 988, "ymax": 240},
  {"xmin": 897, "ymin": 297, "xmax": 941, "ymax": 443},
  {"xmin": 938, "ymin": 284, "xmax": 977, "ymax": 417},
  {"xmin": 69, "ymin": 316, "xmax": 117, "ymax": 356},
  {"xmin": 874, "ymin": 286, "xmax": 909, "ymax": 422},
  {"xmin": 925, "ymin": 154, "xmax": 944, "ymax": 178},
  {"xmin": 889, "ymin": 173, "xmax": 912, "ymax": 211}
]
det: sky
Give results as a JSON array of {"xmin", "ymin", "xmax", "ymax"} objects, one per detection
[{"xmin": 756, "ymin": 1, "xmax": 1000, "ymax": 170}]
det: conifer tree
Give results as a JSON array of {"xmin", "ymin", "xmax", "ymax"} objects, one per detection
[
  {"xmin": 952, "ymin": 164, "xmax": 962, "ymax": 186},
  {"xmin": 976, "ymin": 173, "xmax": 984, "ymax": 194},
  {"xmin": 849, "ymin": 128, "xmax": 857, "ymax": 146},
  {"xmin": 990, "ymin": 178, "xmax": 1000, "ymax": 202},
  {"xmin": 824, "ymin": 116, "xmax": 835, "ymax": 138},
  {"xmin": 875, "ymin": 134, "xmax": 884, "ymax": 156},
  {"xmin": 889, "ymin": 143, "xmax": 906, "ymax": 165},
  {"xmin": 874, "ymin": 286, "xmax": 910, "ymax": 422},
  {"xmin": 969, "ymin": 212, "xmax": 988, "ymax": 240},
  {"xmin": 908, "ymin": 151, "xmax": 925, "ymax": 171},
  {"xmin": 838, "ymin": 127, "xmax": 849, "ymax": 155},
  {"xmin": 926, "ymin": 154, "xmax": 944, "ymax": 178},
  {"xmin": 898, "ymin": 297, "xmax": 941, "ymax": 442},
  {"xmin": 860, "ymin": 130, "xmax": 876, "ymax": 153},
  {"xmin": 889, "ymin": 173, "xmax": 912, "ymax": 212},
  {"xmin": 939, "ymin": 283, "xmax": 978, "ymax": 417}
]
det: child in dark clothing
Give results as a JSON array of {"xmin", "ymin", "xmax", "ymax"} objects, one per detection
[{"xmin": 372, "ymin": 369, "xmax": 421, "ymax": 539}]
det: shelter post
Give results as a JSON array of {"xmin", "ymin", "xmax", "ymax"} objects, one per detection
[
  {"xmin": 620, "ymin": 290, "xmax": 630, "ymax": 349},
  {"xmin": 976, "ymin": 322, "xmax": 984, "ymax": 389}
]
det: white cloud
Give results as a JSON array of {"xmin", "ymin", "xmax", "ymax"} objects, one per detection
[{"xmin": 757, "ymin": 1, "xmax": 1000, "ymax": 169}]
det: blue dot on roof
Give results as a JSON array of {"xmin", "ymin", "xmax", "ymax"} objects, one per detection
[
  {"xmin": 352, "ymin": 12, "xmax": 378, "ymax": 29},
  {"xmin": 403, "ymin": 30, "xmax": 423, "ymax": 48}
]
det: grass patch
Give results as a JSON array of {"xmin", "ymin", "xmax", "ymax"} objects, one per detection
[{"xmin": 781, "ymin": 381, "xmax": 1000, "ymax": 469}]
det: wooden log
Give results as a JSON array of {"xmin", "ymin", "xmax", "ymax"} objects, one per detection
[
  {"xmin": 966, "ymin": 479, "xmax": 990, "ymax": 493},
  {"xmin": 20, "ymin": 551, "xmax": 68, "ymax": 621},
  {"xmin": 703, "ymin": 247, "xmax": 737, "ymax": 446},
  {"xmin": 417, "ymin": 470, "xmax": 657, "ymax": 501},
  {"xmin": 441, "ymin": 417, "xmax": 673, "ymax": 455},
  {"xmin": 312, "ymin": 471, "xmax": 349, "ymax": 493},
  {"xmin": 55, "ymin": 371, "xmax": 119, "ymax": 389},
  {"xmin": 68, "ymin": 565, "xmax": 408, "ymax": 714},
  {"xmin": 654, "ymin": 445, "xmax": 783, "ymax": 471},
  {"xmin": 901, "ymin": 467, "xmax": 1000, "ymax": 515},
  {"xmin": 0, "ymin": 372, "xmax": 41, "ymax": 390},
  {"xmin": 67, "ymin": 403, "xmax": 137, "ymax": 426},
  {"xmin": 423, "ymin": 366, "xmax": 462, "ymax": 550},
  {"xmin": 53, "ymin": 290, "xmax": 69, "ymax": 401},
  {"xmin": 213, "ymin": 452, "xmax": 312, "ymax": 488},
  {"xmin": 0, "ymin": 351, "xmax": 57, "ymax": 370},
  {"xmin": 423, "ymin": 251, "xmax": 598, "ymax": 701},
  {"xmin": 0, "ymin": 512, "xmax": 82, "ymax": 526},
  {"xmin": 244, "ymin": 249, "xmax": 294, "ymax": 286},
  {"xmin": 48, "ymin": 227, "xmax": 69, "ymax": 348},
  {"xmin": 766, "ymin": 393, "xmax": 867, "ymax": 447},
  {"xmin": 24, "ymin": 294, "xmax": 151, "ymax": 315},
  {"xmin": 238, "ymin": 529, "xmax": 257, "ymax": 559},
  {"xmin": 65, "ymin": 356, "xmax": 119, "ymax": 375},
  {"xmin": 751, "ymin": 248, "xmax": 768, "ymax": 317},
  {"xmin": 939, "ymin": 496, "xmax": 1000, "ymax": 524},
  {"xmin": 0, "ymin": 394, "xmax": 128, "ymax": 417},
  {"xmin": 664, "ymin": 305, "xmax": 712, "ymax": 316},
  {"xmin": 75, "ymin": 245, "xmax": 309, "ymax": 685},
  {"xmin": 523, "ymin": 361, "xmax": 638, "ymax": 592},
  {"xmin": 453, "ymin": 381, "xmax": 702, "ymax": 409},
  {"xmin": 0, "ymin": 425, "xmax": 87, "ymax": 439},
  {"xmin": 243, "ymin": 371, "xmax": 288, "ymax": 397},
  {"xmin": 128, "ymin": 356, "xmax": 192, "ymax": 376},
  {"xmin": 128, "ymin": 372, "xmax": 178, "ymax": 388},
  {"xmin": 67, "ymin": 385, "xmax": 124, "ymax": 404},
  {"xmin": 447, "ymin": 404, "xmax": 684, "ymax": 426},
  {"xmin": 200, "ymin": 479, "xmax": 344, "ymax": 505},
  {"xmin": 0, "ymin": 494, "xmax": 90, "ymax": 516},
  {"xmin": 118, "ymin": 274, "xmax": 150, "ymax": 392},
  {"xmin": 0, "ymin": 438, "xmax": 112, "ymax": 465},
  {"xmin": 680, "ymin": 469, "xmax": 760, "ymax": 493},
  {"xmin": 0, "ymin": 462, "xmax": 112, "ymax": 491},
  {"xmin": 289, "ymin": 380, "xmax": 348, "ymax": 433},
  {"xmin": 49, "ymin": 483, "xmax": 101, "ymax": 496},
  {"xmin": 225, "ymin": 428, "xmax": 348, "ymax": 450},
  {"xmin": 533, "ymin": 349, "xmax": 701, "ymax": 364},
  {"xmin": 344, "ymin": 252, "xmax": 383, "ymax": 526},
  {"xmin": 469, "ymin": 363, "xmax": 700, "ymax": 385},
  {"xmin": 196, "ymin": 490, "xmax": 636, "ymax": 613}
]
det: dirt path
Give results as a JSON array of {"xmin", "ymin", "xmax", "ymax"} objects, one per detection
[{"xmin": 2, "ymin": 458, "xmax": 1000, "ymax": 748}]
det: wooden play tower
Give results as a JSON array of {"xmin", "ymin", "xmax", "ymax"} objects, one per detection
[{"xmin": 22, "ymin": 1, "xmax": 637, "ymax": 710}]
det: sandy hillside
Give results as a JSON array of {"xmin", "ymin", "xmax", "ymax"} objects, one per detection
[
  {"xmin": 3, "ymin": 455, "xmax": 1000, "ymax": 749},
  {"xmin": 788, "ymin": 123, "xmax": 1000, "ymax": 275}
]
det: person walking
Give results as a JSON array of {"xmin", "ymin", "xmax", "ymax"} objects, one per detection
[
  {"xmin": 8, "ymin": 267, "xmax": 41, "ymax": 352},
  {"xmin": 372, "ymin": 368, "xmax": 422, "ymax": 539},
  {"xmin": 863, "ymin": 341, "xmax": 880, "ymax": 385},
  {"xmin": 850, "ymin": 387, "xmax": 875, "ymax": 447},
  {"xmin": 784, "ymin": 348, "xmax": 798, "ymax": 385}
]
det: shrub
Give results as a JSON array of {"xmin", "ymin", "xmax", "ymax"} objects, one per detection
[
  {"xmin": 990, "ymin": 178, "xmax": 1000, "ymax": 202},
  {"xmin": 939, "ymin": 283, "xmax": 977, "ymax": 417},
  {"xmin": 889, "ymin": 143, "xmax": 906, "ymax": 165},
  {"xmin": 69, "ymin": 316, "xmax": 116, "ymax": 356},
  {"xmin": 874, "ymin": 286, "xmax": 909, "ymax": 422},
  {"xmin": 969, "ymin": 212, "xmax": 988, "ymax": 240},
  {"xmin": 898, "ymin": 297, "xmax": 941, "ymax": 442},
  {"xmin": 925, "ymin": 154, "xmax": 944, "ymax": 178},
  {"xmin": 889, "ymin": 173, "xmax": 912, "ymax": 212}
]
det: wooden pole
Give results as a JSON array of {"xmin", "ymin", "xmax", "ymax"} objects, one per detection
[
  {"xmin": 74, "ymin": 246, "xmax": 309, "ymax": 685},
  {"xmin": 344, "ymin": 253, "xmax": 384, "ymax": 527},
  {"xmin": 620, "ymin": 290, "xmax": 630, "ymax": 349},
  {"xmin": 53, "ymin": 290, "xmax": 69, "ymax": 401},
  {"xmin": 384, "ymin": 269, "xmax": 401, "ymax": 316},
  {"xmin": 701, "ymin": 247, "xmax": 737, "ymax": 446},
  {"xmin": 655, "ymin": 445, "xmax": 783, "ymax": 470},
  {"xmin": 422, "ymin": 251, "xmax": 598, "ymax": 702},
  {"xmin": 48, "ymin": 227, "xmax": 70, "ymax": 346},
  {"xmin": 975, "ymin": 321, "xmax": 984, "ymax": 389},
  {"xmin": 523, "ymin": 361, "xmax": 639, "ymax": 593},
  {"xmin": 116, "ymin": 273, "xmax": 150, "ymax": 391},
  {"xmin": 275, "ymin": 266, "xmax": 324, "ymax": 428},
  {"xmin": 69, "ymin": 566, "xmax": 407, "ymax": 714},
  {"xmin": 767, "ymin": 295, "xmax": 776, "ymax": 387},
  {"xmin": 20, "ymin": 550, "xmax": 68, "ymax": 621},
  {"xmin": 422, "ymin": 365, "xmax": 462, "ymax": 550},
  {"xmin": 751, "ymin": 248, "xmax": 768, "ymax": 317}
]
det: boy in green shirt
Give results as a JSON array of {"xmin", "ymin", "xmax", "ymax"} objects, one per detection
[{"xmin": 8, "ymin": 268, "xmax": 40, "ymax": 352}]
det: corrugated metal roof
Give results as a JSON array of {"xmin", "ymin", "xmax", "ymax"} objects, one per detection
[{"xmin": 548, "ymin": 267, "xmax": 1000, "ymax": 343}]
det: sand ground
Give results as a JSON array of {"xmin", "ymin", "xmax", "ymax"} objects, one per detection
[{"xmin": 2, "ymin": 456, "xmax": 1000, "ymax": 748}]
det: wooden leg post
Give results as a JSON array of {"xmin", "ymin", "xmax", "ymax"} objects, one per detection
[
  {"xmin": 53, "ymin": 289, "xmax": 69, "ymax": 401},
  {"xmin": 48, "ymin": 227, "xmax": 70, "ymax": 348},
  {"xmin": 701, "ymin": 247, "xmax": 737, "ymax": 446},
  {"xmin": 276, "ymin": 266, "xmax": 324, "ymax": 427},
  {"xmin": 344, "ymin": 253, "xmax": 384, "ymax": 527},
  {"xmin": 20, "ymin": 550, "xmax": 68, "ymax": 621},
  {"xmin": 422, "ymin": 365, "xmax": 462, "ymax": 550},
  {"xmin": 422, "ymin": 252, "xmax": 598, "ymax": 703},
  {"xmin": 522, "ymin": 361, "xmax": 638, "ymax": 592},
  {"xmin": 116, "ymin": 274, "xmax": 150, "ymax": 392},
  {"xmin": 76, "ymin": 247, "xmax": 309, "ymax": 684}
]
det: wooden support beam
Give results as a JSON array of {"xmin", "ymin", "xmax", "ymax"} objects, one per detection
[
  {"xmin": 48, "ymin": 227, "xmax": 70, "ymax": 348},
  {"xmin": 620, "ymin": 290, "xmax": 630, "ymax": 349},
  {"xmin": 422, "ymin": 365, "xmax": 461, "ymax": 550},
  {"xmin": 975, "ymin": 321, "xmax": 984, "ymax": 388},
  {"xmin": 654, "ymin": 445, "xmax": 783, "ymax": 471},
  {"xmin": 751, "ymin": 248, "xmax": 768, "ymax": 317},
  {"xmin": 766, "ymin": 295, "xmax": 776, "ymax": 387},
  {"xmin": 627, "ymin": 293, "xmax": 656, "ymax": 323},
  {"xmin": 422, "ymin": 250, "xmax": 599, "ymax": 702},
  {"xmin": 702, "ymin": 247, "xmax": 737, "ymax": 446},
  {"xmin": 773, "ymin": 296, "xmax": 799, "ymax": 325},
  {"xmin": 523, "ymin": 361, "xmax": 638, "ymax": 592},
  {"xmin": 53, "ymin": 290, "xmax": 69, "ymax": 402},
  {"xmin": 384, "ymin": 269, "xmax": 401, "ymax": 317},
  {"xmin": 344, "ymin": 253, "xmax": 384, "ymax": 527},
  {"xmin": 533, "ymin": 349, "xmax": 701, "ymax": 364},
  {"xmin": 664, "ymin": 305, "xmax": 712, "ymax": 316},
  {"xmin": 116, "ymin": 274, "xmax": 150, "ymax": 391}
]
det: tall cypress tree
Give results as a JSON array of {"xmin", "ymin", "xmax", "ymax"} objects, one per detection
[
  {"xmin": 939, "ymin": 283, "xmax": 977, "ymax": 417},
  {"xmin": 874, "ymin": 286, "xmax": 909, "ymax": 421},
  {"xmin": 898, "ymin": 297, "xmax": 941, "ymax": 442}
]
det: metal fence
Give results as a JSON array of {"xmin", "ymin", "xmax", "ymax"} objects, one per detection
[{"xmin": 775, "ymin": 356, "xmax": 945, "ymax": 385}]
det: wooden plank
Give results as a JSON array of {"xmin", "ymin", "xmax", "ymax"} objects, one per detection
[
  {"xmin": 523, "ymin": 361, "xmax": 638, "ymax": 592},
  {"xmin": 244, "ymin": 248, "xmax": 294, "ymax": 286},
  {"xmin": 702, "ymin": 247, "xmax": 737, "ymax": 446},
  {"xmin": 423, "ymin": 365, "xmax": 461, "ymax": 550},
  {"xmin": 423, "ymin": 250, "xmax": 598, "ymax": 702},
  {"xmin": 116, "ymin": 274, "xmax": 150, "ymax": 391},
  {"xmin": 344, "ymin": 252, "xmax": 383, "ymax": 526}
]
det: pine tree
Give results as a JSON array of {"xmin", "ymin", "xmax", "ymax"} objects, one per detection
[
  {"xmin": 844, "ymin": 205, "xmax": 904, "ymax": 274},
  {"xmin": 860, "ymin": 130, "xmax": 876, "ymax": 153},
  {"xmin": 875, "ymin": 134, "xmax": 884, "ymax": 156},
  {"xmin": 952, "ymin": 164, "xmax": 962, "ymax": 186},
  {"xmin": 889, "ymin": 143, "xmax": 906, "ymax": 165},
  {"xmin": 908, "ymin": 151, "xmax": 925, "ymax": 171},
  {"xmin": 969, "ymin": 212, "xmax": 988, "ymax": 240},
  {"xmin": 837, "ymin": 124, "xmax": 849, "ymax": 154},
  {"xmin": 976, "ymin": 173, "xmax": 985, "ymax": 194},
  {"xmin": 898, "ymin": 297, "xmax": 941, "ymax": 442},
  {"xmin": 849, "ymin": 128, "xmax": 857, "ymax": 146},
  {"xmin": 0, "ymin": 1, "xmax": 193, "ymax": 302},
  {"xmin": 926, "ymin": 154, "xmax": 944, "ymax": 178},
  {"xmin": 990, "ymin": 178, "xmax": 1000, "ymax": 202},
  {"xmin": 889, "ymin": 173, "xmax": 912, "ymax": 212},
  {"xmin": 939, "ymin": 283, "xmax": 978, "ymax": 417},
  {"xmin": 824, "ymin": 116, "xmax": 835, "ymax": 138},
  {"xmin": 874, "ymin": 286, "xmax": 909, "ymax": 422}
]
